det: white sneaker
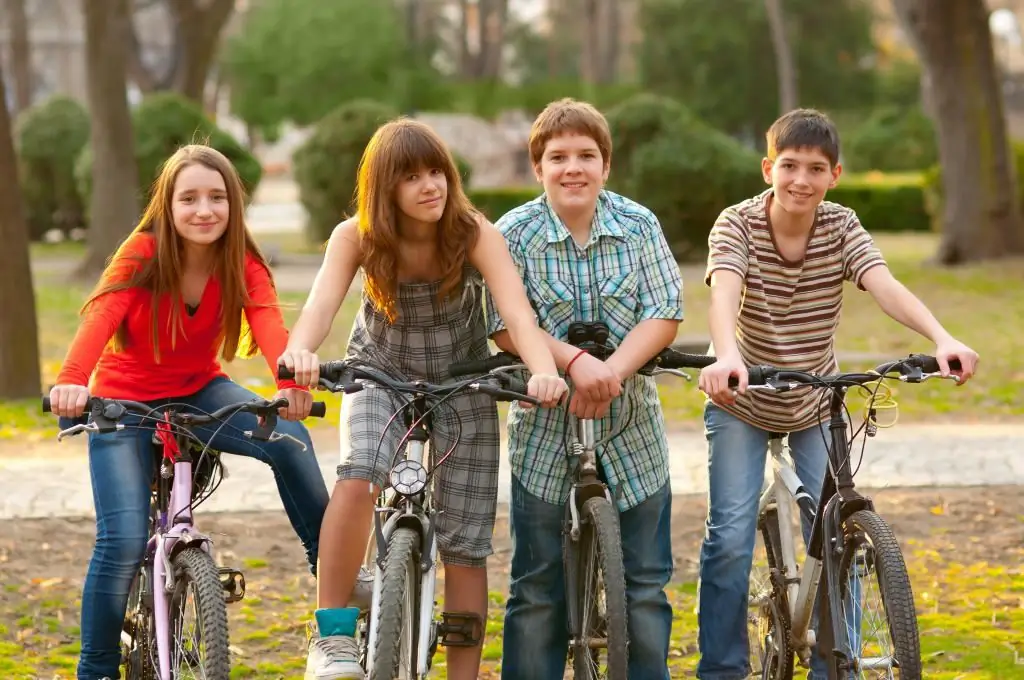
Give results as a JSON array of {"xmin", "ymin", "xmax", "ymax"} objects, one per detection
[
  {"xmin": 305, "ymin": 632, "xmax": 365, "ymax": 680},
  {"xmin": 350, "ymin": 566, "xmax": 374, "ymax": 610}
]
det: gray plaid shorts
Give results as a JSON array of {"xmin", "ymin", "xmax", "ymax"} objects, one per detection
[{"xmin": 337, "ymin": 270, "xmax": 500, "ymax": 568}]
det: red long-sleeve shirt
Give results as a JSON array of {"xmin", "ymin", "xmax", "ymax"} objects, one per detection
[{"xmin": 56, "ymin": 232, "xmax": 299, "ymax": 400}]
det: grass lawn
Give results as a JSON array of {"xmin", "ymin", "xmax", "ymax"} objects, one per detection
[{"xmin": 6, "ymin": 232, "xmax": 1023, "ymax": 442}]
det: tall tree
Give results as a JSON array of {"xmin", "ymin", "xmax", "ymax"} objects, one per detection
[
  {"xmin": 78, "ymin": 0, "xmax": 140, "ymax": 279},
  {"xmin": 765, "ymin": 0, "xmax": 798, "ymax": 113},
  {"xmin": 0, "ymin": 62, "xmax": 42, "ymax": 399},
  {"xmin": 3, "ymin": 0, "xmax": 33, "ymax": 115},
  {"xmin": 891, "ymin": 0, "xmax": 1024, "ymax": 263},
  {"xmin": 128, "ymin": 0, "xmax": 235, "ymax": 102}
]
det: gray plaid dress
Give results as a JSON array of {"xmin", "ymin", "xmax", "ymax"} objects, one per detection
[{"xmin": 337, "ymin": 267, "xmax": 500, "ymax": 567}]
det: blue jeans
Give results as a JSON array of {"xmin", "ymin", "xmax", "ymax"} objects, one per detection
[
  {"xmin": 74, "ymin": 377, "xmax": 329, "ymax": 680},
  {"xmin": 501, "ymin": 474, "xmax": 673, "ymax": 680},
  {"xmin": 697, "ymin": 403, "xmax": 831, "ymax": 680}
]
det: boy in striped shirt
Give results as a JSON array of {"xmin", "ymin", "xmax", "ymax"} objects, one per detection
[{"xmin": 695, "ymin": 108, "xmax": 978, "ymax": 679}]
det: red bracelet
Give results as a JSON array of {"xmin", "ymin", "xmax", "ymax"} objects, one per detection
[{"xmin": 565, "ymin": 349, "xmax": 588, "ymax": 378}]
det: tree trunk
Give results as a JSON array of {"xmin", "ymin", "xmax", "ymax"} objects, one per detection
[
  {"xmin": 4, "ymin": 0, "xmax": 33, "ymax": 115},
  {"xmin": 0, "ymin": 62, "xmax": 42, "ymax": 398},
  {"xmin": 78, "ymin": 0, "xmax": 141, "ymax": 280},
  {"xmin": 599, "ymin": 0, "xmax": 620, "ymax": 84},
  {"xmin": 580, "ymin": 0, "xmax": 600, "ymax": 83},
  {"xmin": 889, "ymin": 0, "xmax": 936, "ymax": 118},
  {"xmin": 765, "ymin": 0, "xmax": 798, "ymax": 113},
  {"xmin": 481, "ymin": 0, "xmax": 507, "ymax": 79},
  {"xmin": 127, "ymin": 0, "xmax": 234, "ymax": 102},
  {"xmin": 458, "ymin": 0, "xmax": 471, "ymax": 78},
  {"xmin": 892, "ymin": 0, "xmax": 1024, "ymax": 263}
]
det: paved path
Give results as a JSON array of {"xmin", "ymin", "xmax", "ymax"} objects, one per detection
[{"xmin": 2, "ymin": 424, "xmax": 1022, "ymax": 519}]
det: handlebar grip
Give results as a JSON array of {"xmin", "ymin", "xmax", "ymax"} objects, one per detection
[
  {"xmin": 42, "ymin": 396, "xmax": 51, "ymax": 413},
  {"xmin": 656, "ymin": 348, "xmax": 717, "ymax": 370},
  {"xmin": 912, "ymin": 355, "xmax": 962, "ymax": 373},
  {"xmin": 449, "ymin": 352, "xmax": 522, "ymax": 377},
  {"xmin": 728, "ymin": 366, "xmax": 775, "ymax": 389},
  {"xmin": 278, "ymin": 365, "xmax": 295, "ymax": 380},
  {"xmin": 309, "ymin": 401, "xmax": 327, "ymax": 418}
]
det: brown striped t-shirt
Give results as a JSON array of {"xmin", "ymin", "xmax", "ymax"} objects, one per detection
[{"xmin": 704, "ymin": 189, "xmax": 886, "ymax": 432}]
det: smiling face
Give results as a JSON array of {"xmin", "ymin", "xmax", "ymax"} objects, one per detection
[
  {"xmin": 535, "ymin": 132, "xmax": 610, "ymax": 217},
  {"xmin": 762, "ymin": 146, "xmax": 841, "ymax": 217},
  {"xmin": 394, "ymin": 165, "xmax": 448, "ymax": 226},
  {"xmin": 171, "ymin": 163, "xmax": 231, "ymax": 247}
]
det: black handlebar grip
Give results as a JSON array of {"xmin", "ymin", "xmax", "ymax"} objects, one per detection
[
  {"xmin": 658, "ymin": 348, "xmax": 717, "ymax": 370},
  {"xmin": 309, "ymin": 401, "xmax": 327, "ymax": 418},
  {"xmin": 912, "ymin": 354, "xmax": 962, "ymax": 373},
  {"xmin": 278, "ymin": 365, "xmax": 295, "ymax": 380},
  {"xmin": 42, "ymin": 396, "xmax": 51, "ymax": 413}
]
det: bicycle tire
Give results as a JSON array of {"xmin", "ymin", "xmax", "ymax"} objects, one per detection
[
  {"xmin": 749, "ymin": 506, "xmax": 795, "ymax": 680},
  {"xmin": 122, "ymin": 564, "xmax": 156, "ymax": 679},
  {"xmin": 168, "ymin": 546, "xmax": 231, "ymax": 679},
  {"xmin": 570, "ymin": 496, "xmax": 628, "ymax": 680},
  {"xmin": 836, "ymin": 510, "xmax": 921, "ymax": 679},
  {"xmin": 370, "ymin": 526, "xmax": 420, "ymax": 680}
]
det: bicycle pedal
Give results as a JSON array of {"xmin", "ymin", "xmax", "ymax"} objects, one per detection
[
  {"xmin": 436, "ymin": 611, "xmax": 483, "ymax": 647},
  {"xmin": 218, "ymin": 567, "xmax": 246, "ymax": 603}
]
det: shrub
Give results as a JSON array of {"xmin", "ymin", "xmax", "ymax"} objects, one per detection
[
  {"xmin": 921, "ymin": 140, "xmax": 1024, "ymax": 231},
  {"xmin": 292, "ymin": 100, "xmax": 399, "ymax": 243},
  {"xmin": 843, "ymin": 106, "xmax": 938, "ymax": 173},
  {"xmin": 76, "ymin": 93, "xmax": 263, "ymax": 219},
  {"xmin": 829, "ymin": 174, "xmax": 929, "ymax": 232},
  {"xmin": 606, "ymin": 93, "xmax": 763, "ymax": 260},
  {"xmin": 14, "ymin": 95, "xmax": 90, "ymax": 240}
]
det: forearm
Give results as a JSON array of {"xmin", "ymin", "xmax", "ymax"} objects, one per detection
[
  {"xmin": 709, "ymin": 297, "xmax": 741, "ymax": 358},
  {"xmin": 606, "ymin": 319, "xmax": 679, "ymax": 379},
  {"xmin": 873, "ymin": 279, "xmax": 952, "ymax": 344},
  {"xmin": 285, "ymin": 306, "xmax": 335, "ymax": 353},
  {"xmin": 502, "ymin": 317, "xmax": 560, "ymax": 375},
  {"xmin": 493, "ymin": 329, "xmax": 579, "ymax": 370}
]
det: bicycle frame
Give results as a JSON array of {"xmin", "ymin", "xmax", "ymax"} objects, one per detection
[{"xmin": 756, "ymin": 387, "xmax": 875, "ymax": 672}]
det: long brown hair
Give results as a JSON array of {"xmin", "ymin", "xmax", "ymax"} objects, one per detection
[
  {"xmin": 356, "ymin": 118, "xmax": 479, "ymax": 322},
  {"xmin": 83, "ymin": 144, "xmax": 272, "ymax": 362}
]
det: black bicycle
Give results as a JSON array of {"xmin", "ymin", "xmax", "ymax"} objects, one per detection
[{"xmin": 450, "ymin": 327, "xmax": 700, "ymax": 680}]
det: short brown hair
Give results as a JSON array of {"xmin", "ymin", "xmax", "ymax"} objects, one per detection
[
  {"xmin": 528, "ymin": 98, "xmax": 613, "ymax": 166},
  {"xmin": 766, "ymin": 108, "xmax": 840, "ymax": 166}
]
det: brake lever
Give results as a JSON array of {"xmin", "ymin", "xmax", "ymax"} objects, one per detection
[
  {"xmin": 267, "ymin": 431, "xmax": 308, "ymax": 452},
  {"xmin": 912, "ymin": 372, "xmax": 962, "ymax": 384},
  {"xmin": 57, "ymin": 422, "xmax": 105, "ymax": 441},
  {"xmin": 652, "ymin": 368, "xmax": 692, "ymax": 381}
]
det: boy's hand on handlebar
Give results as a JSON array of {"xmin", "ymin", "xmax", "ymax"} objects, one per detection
[
  {"xmin": 49, "ymin": 384, "xmax": 90, "ymax": 418},
  {"xmin": 274, "ymin": 388, "xmax": 312, "ymax": 421},
  {"xmin": 568, "ymin": 392, "xmax": 612, "ymax": 419},
  {"xmin": 525, "ymin": 374, "xmax": 569, "ymax": 408},
  {"xmin": 568, "ymin": 353, "xmax": 622, "ymax": 402},
  {"xmin": 934, "ymin": 339, "xmax": 978, "ymax": 385},
  {"xmin": 698, "ymin": 354, "xmax": 748, "ymax": 406},
  {"xmin": 277, "ymin": 349, "xmax": 319, "ymax": 388}
]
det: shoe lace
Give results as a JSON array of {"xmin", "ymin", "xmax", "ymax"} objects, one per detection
[{"xmin": 317, "ymin": 634, "xmax": 359, "ymax": 658}]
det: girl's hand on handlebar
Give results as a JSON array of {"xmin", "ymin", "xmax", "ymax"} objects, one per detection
[
  {"xmin": 277, "ymin": 349, "xmax": 320, "ymax": 388},
  {"xmin": 49, "ymin": 384, "xmax": 90, "ymax": 418},
  {"xmin": 526, "ymin": 373, "xmax": 569, "ymax": 408}
]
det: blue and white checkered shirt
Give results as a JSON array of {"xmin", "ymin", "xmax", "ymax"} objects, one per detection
[{"xmin": 487, "ymin": 190, "xmax": 684, "ymax": 511}]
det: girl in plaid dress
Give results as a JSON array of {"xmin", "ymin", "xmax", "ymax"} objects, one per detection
[{"xmin": 279, "ymin": 118, "xmax": 568, "ymax": 680}]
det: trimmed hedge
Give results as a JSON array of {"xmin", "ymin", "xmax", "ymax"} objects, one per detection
[{"xmin": 468, "ymin": 173, "xmax": 929, "ymax": 240}]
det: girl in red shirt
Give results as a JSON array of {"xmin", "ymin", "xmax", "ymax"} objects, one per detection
[{"xmin": 48, "ymin": 145, "xmax": 329, "ymax": 680}]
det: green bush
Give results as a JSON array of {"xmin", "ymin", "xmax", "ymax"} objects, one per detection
[
  {"xmin": 829, "ymin": 175, "xmax": 929, "ymax": 232},
  {"xmin": 605, "ymin": 93, "xmax": 763, "ymax": 260},
  {"xmin": 454, "ymin": 153, "xmax": 473, "ymax": 189},
  {"xmin": 292, "ymin": 100, "xmax": 399, "ymax": 243},
  {"xmin": 76, "ymin": 93, "xmax": 263, "ymax": 219},
  {"xmin": 842, "ymin": 105, "xmax": 938, "ymax": 173},
  {"xmin": 14, "ymin": 95, "xmax": 90, "ymax": 240},
  {"xmin": 469, "ymin": 187, "xmax": 542, "ymax": 222}
]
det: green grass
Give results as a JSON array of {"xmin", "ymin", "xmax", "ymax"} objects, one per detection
[{"xmin": 8, "ymin": 233, "xmax": 1023, "ymax": 442}]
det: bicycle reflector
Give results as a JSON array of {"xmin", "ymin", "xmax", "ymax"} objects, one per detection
[{"xmin": 391, "ymin": 459, "xmax": 428, "ymax": 496}]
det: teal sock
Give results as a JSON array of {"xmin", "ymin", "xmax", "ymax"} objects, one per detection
[{"xmin": 315, "ymin": 607, "xmax": 360, "ymax": 637}]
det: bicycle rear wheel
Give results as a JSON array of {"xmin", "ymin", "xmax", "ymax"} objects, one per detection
[
  {"xmin": 122, "ymin": 563, "xmax": 156, "ymax": 679},
  {"xmin": 569, "ymin": 496, "xmax": 628, "ymax": 680},
  {"xmin": 835, "ymin": 510, "xmax": 921, "ymax": 679},
  {"xmin": 749, "ymin": 506, "xmax": 795, "ymax": 680},
  {"xmin": 370, "ymin": 526, "xmax": 421, "ymax": 680},
  {"xmin": 168, "ymin": 546, "xmax": 231, "ymax": 679}
]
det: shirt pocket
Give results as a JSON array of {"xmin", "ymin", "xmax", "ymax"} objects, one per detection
[
  {"xmin": 531, "ymin": 278, "xmax": 576, "ymax": 332},
  {"xmin": 598, "ymin": 270, "xmax": 640, "ymax": 326}
]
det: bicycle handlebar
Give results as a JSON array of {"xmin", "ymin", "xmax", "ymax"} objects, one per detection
[
  {"xmin": 42, "ymin": 396, "xmax": 327, "ymax": 420},
  {"xmin": 448, "ymin": 346, "xmax": 713, "ymax": 379},
  {"xmin": 278, "ymin": 361, "xmax": 540, "ymax": 406},
  {"xmin": 727, "ymin": 353, "xmax": 963, "ymax": 390}
]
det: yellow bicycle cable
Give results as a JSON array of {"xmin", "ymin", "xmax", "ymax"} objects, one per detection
[{"xmin": 851, "ymin": 374, "xmax": 900, "ymax": 429}]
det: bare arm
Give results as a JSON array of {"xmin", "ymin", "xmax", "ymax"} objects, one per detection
[
  {"xmin": 605, "ymin": 319, "xmax": 680, "ymax": 380},
  {"xmin": 860, "ymin": 265, "xmax": 951, "ymax": 344},
  {"xmin": 286, "ymin": 219, "xmax": 362, "ymax": 353},
  {"xmin": 469, "ymin": 219, "xmax": 559, "ymax": 377},
  {"xmin": 707, "ymin": 270, "xmax": 744, "ymax": 359}
]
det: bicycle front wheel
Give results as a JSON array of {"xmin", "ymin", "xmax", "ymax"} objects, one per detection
[
  {"xmin": 370, "ymin": 526, "xmax": 421, "ymax": 680},
  {"xmin": 570, "ymin": 496, "xmax": 628, "ymax": 680},
  {"xmin": 835, "ymin": 510, "xmax": 921, "ymax": 679},
  {"xmin": 168, "ymin": 546, "xmax": 231, "ymax": 679}
]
